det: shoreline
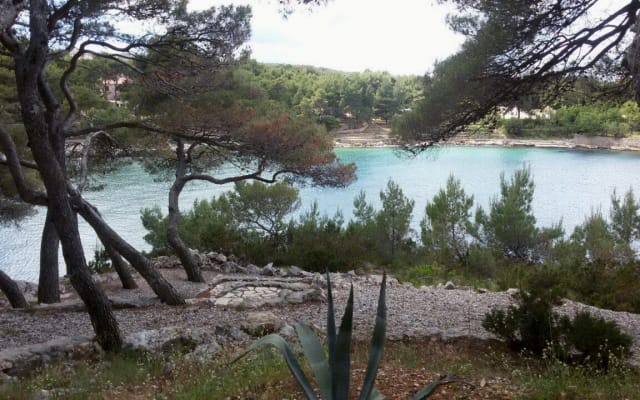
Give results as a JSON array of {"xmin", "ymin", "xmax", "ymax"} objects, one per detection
[{"xmin": 335, "ymin": 133, "xmax": 640, "ymax": 153}]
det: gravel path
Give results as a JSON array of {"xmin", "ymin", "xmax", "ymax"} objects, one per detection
[{"xmin": 2, "ymin": 270, "xmax": 640, "ymax": 366}]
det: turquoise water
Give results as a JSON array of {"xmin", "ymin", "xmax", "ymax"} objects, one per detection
[{"xmin": 3, "ymin": 146, "xmax": 640, "ymax": 282}]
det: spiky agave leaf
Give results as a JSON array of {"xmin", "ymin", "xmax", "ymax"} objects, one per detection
[
  {"xmin": 359, "ymin": 272, "xmax": 387, "ymax": 400},
  {"xmin": 369, "ymin": 387, "xmax": 386, "ymax": 400},
  {"xmin": 334, "ymin": 284, "xmax": 354, "ymax": 400},
  {"xmin": 326, "ymin": 270, "xmax": 338, "ymax": 399},
  {"xmin": 295, "ymin": 322, "xmax": 332, "ymax": 400},
  {"xmin": 411, "ymin": 380, "xmax": 441, "ymax": 400},
  {"xmin": 233, "ymin": 334, "xmax": 319, "ymax": 400}
]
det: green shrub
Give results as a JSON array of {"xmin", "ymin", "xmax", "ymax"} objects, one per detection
[
  {"xmin": 88, "ymin": 248, "xmax": 112, "ymax": 274},
  {"xmin": 483, "ymin": 290, "xmax": 561, "ymax": 356},
  {"xmin": 483, "ymin": 278, "xmax": 631, "ymax": 369},
  {"xmin": 559, "ymin": 311, "xmax": 632, "ymax": 370},
  {"xmin": 394, "ymin": 264, "xmax": 446, "ymax": 287},
  {"xmin": 502, "ymin": 119, "xmax": 525, "ymax": 136}
]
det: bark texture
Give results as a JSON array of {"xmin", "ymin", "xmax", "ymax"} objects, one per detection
[
  {"xmin": 0, "ymin": 269, "xmax": 27, "ymax": 308},
  {"xmin": 104, "ymin": 243, "xmax": 138, "ymax": 289},
  {"xmin": 76, "ymin": 197, "xmax": 185, "ymax": 305},
  {"xmin": 38, "ymin": 210, "xmax": 60, "ymax": 303},
  {"xmin": 167, "ymin": 139, "xmax": 204, "ymax": 283},
  {"xmin": 11, "ymin": 0, "xmax": 122, "ymax": 351}
]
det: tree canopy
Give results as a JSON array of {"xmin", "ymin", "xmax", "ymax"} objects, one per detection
[{"xmin": 395, "ymin": 0, "xmax": 640, "ymax": 147}]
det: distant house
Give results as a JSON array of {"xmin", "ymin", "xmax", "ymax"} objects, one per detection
[
  {"xmin": 499, "ymin": 106, "xmax": 552, "ymax": 120},
  {"xmin": 100, "ymin": 76, "xmax": 129, "ymax": 106}
]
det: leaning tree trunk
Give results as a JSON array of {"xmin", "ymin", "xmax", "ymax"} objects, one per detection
[
  {"xmin": 75, "ymin": 197, "xmax": 185, "ymax": 305},
  {"xmin": 168, "ymin": 177, "xmax": 204, "ymax": 283},
  {"xmin": 103, "ymin": 243, "xmax": 138, "ymax": 289},
  {"xmin": 27, "ymin": 151, "xmax": 122, "ymax": 350},
  {"xmin": 0, "ymin": 269, "xmax": 27, "ymax": 308},
  {"xmin": 38, "ymin": 210, "xmax": 60, "ymax": 303},
  {"xmin": 14, "ymin": 14, "xmax": 122, "ymax": 349},
  {"xmin": 167, "ymin": 139, "xmax": 204, "ymax": 283},
  {"xmin": 28, "ymin": 150, "xmax": 122, "ymax": 350}
]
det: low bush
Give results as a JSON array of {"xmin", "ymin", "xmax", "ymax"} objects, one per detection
[
  {"xmin": 559, "ymin": 311, "xmax": 632, "ymax": 370},
  {"xmin": 88, "ymin": 248, "xmax": 112, "ymax": 274},
  {"xmin": 483, "ymin": 278, "xmax": 632, "ymax": 370}
]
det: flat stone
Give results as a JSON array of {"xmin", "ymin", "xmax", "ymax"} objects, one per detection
[
  {"xmin": 506, "ymin": 288, "xmax": 519, "ymax": 297},
  {"xmin": 241, "ymin": 311, "xmax": 284, "ymax": 337},
  {"xmin": 261, "ymin": 263, "xmax": 277, "ymax": 276},
  {"xmin": 285, "ymin": 266, "xmax": 305, "ymax": 277}
]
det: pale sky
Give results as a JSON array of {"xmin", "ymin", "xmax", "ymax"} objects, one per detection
[{"xmin": 189, "ymin": 0, "xmax": 465, "ymax": 75}]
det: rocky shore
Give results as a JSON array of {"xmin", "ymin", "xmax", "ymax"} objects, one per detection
[
  {"xmin": 2, "ymin": 253, "xmax": 640, "ymax": 380},
  {"xmin": 444, "ymin": 134, "xmax": 640, "ymax": 152},
  {"xmin": 333, "ymin": 123, "xmax": 640, "ymax": 152}
]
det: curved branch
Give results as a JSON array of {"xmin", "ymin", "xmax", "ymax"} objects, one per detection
[
  {"xmin": 76, "ymin": 130, "xmax": 119, "ymax": 193},
  {"xmin": 49, "ymin": 15, "xmax": 82, "ymax": 60},
  {"xmin": 60, "ymin": 50, "xmax": 82, "ymax": 131},
  {"xmin": 66, "ymin": 121, "xmax": 169, "ymax": 137},
  {"xmin": 47, "ymin": 0, "xmax": 77, "ymax": 33},
  {"xmin": 0, "ymin": 126, "xmax": 47, "ymax": 205}
]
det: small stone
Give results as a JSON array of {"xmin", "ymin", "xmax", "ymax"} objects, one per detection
[
  {"xmin": 245, "ymin": 264, "xmax": 262, "ymax": 275},
  {"xmin": 286, "ymin": 266, "xmax": 305, "ymax": 277},
  {"xmin": 279, "ymin": 324, "xmax": 296, "ymax": 338},
  {"xmin": 215, "ymin": 253, "xmax": 228, "ymax": 264},
  {"xmin": 241, "ymin": 311, "xmax": 284, "ymax": 336},
  {"xmin": 32, "ymin": 389, "xmax": 52, "ymax": 400},
  {"xmin": 222, "ymin": 262, "xmax": 240, "ymax": 274},
  {"xmin": 261, "ymin": 263, "xmax": 277, "ymax": 276}
]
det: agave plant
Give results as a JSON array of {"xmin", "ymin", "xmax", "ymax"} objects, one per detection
[{"xmin": 235, "ymin": 272, "xmax": 447, "ymax": 399}]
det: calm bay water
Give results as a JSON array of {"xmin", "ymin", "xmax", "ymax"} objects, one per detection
[{"xmin": 3, "ymin": 146, "xmax": 640, "ymax": 282}]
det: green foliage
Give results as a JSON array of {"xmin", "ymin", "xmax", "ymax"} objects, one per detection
[
  {"xmin": 377, "ymin": 180, "xmax": 415, "ymax": 262},
  {"xmin": 610, "ymin": 189, "xmax": 640, "ymax": 256},
  {"xmin": 483, "ymin": 275, "xmax": 631, "ymax": 369},
  {"xmin": 87, "ymin": 247, "xmax": 113, "ymax": 274},
  {"xmin": 141, "ymin": 195, "xmax": 242, "ymax": 257},
  {"xmin": 235, "ymin": 62, "xmax": 423, "ymax": 126},
  {"xmin": 472, "ymin": 167, "xmax": 563, "ymax": 263},
  {"xmin": 229, "ymin": 181, "xmax": 300, "ymax": 242},
  {"xmin": 570, "ymin": 209, "xmax": 617, "ymax": 266},
  {"xmin": 495, "ymin": 100, "xmax": 640, "ymax": 139},
  {"xmin": 421, "ymin": 175, "xmax": 474, "ymax": 266},
  {"xmin": 281, "ymin": 203, "xmax": 349, "ymax": 271},
  {"xmin": 559, "ymin": 311, "xmax": 632, "ymax": 370}
]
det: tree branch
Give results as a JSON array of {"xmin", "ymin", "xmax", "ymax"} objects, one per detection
[
  {"xmin": 0, "ymin": 125, "xmax": 47, "ymax": 205},
  {"xmin": 76, "ymin": 131, "xmax": 119, "ymax": 193}
]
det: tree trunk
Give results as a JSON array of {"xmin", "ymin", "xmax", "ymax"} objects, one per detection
[
  {"xmin": 38, "ymin": 210, "xmax": 60, "ymax": 303},
  {"xmin": 103, "ymin": 243, "xmax": 138, "ymax": 289},
  {"xmin": 14, "ymin": 14, "xmax": 122, "ymax": 349},
  {"xmin": 168, "ymin": 139, "xmax": 204, "ymax": 283},
  {"xmin": 31, "ymin": 162, "xmax": 122, "ymax": 351},
  {"xmin": 31, "ymin": 160, "xmax": 122, "ymax": 351},
  {"xmin": 168, "ymin": 177, "xmax": 204, "ymax": 283},
  {"xmin": 75, "ymin": 197, "xmax": 185, "ymax": 305},
  {"xmin": 0, "ymin": 269, "xmax": 27, "ymax": 308}
]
